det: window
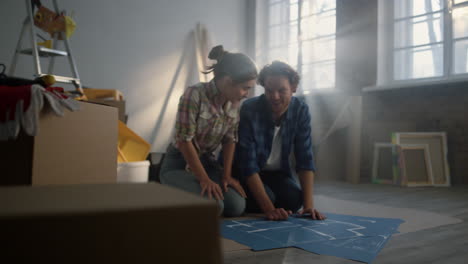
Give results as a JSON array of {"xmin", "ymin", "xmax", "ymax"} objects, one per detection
[
  {"xmin": 265, "ymin": 0, "xmax": 336, "ymax": 93},
  {"xmin": 452, "ymin": 0, "xmax": 468, "ymax": 74},
  {"xmin": 378, "ymin": 0, "xmax": 468, "ymax": 86}
]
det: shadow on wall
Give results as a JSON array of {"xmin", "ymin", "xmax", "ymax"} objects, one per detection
[{"xmin": 149, "ymin": 31, "xmax": 199, "ymax": 151}]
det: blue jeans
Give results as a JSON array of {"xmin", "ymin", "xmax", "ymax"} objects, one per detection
[
  {"xmin": 159, "ymin": 144, "xmax": 246, "ymax": 217},
  {"xmin": 244, "ymin": 171, "xmax": 303, "ymax": 213}
]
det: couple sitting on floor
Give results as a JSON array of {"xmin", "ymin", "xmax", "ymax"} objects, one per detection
[{"xmin": 159, "ymin": 45, "xmax": 325, "ymax": 221}]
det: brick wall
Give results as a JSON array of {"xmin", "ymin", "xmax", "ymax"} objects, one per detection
[{"xmin": 361, "ymin": 83, "xmax": 468, "ymax": 185}]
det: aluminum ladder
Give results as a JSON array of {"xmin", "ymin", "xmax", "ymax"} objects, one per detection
[{"xmin": 9, "ymin": 0, "xmax": 83, "ymax": 94}]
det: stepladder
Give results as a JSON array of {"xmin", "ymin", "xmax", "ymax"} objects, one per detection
[{"xmin": 9, "ymin": 0, "xmax": 84, "ymax": 95}]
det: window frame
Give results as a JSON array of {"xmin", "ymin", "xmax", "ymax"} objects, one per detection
[
  {"xmin": 369, "ymin": 0, "xmax": 468, "ymax": 92},
  {"xmin": 264, "ymin": 0, "xmax": 337, "ymax": 94}
]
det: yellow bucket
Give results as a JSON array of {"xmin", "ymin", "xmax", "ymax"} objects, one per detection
[
  {"xmin": 118, "ymin": 121, "xmax": 151, "ymax": 162},
  {"xmin": 83, "ymin": 88, "xmax": 124, "ymax": 101}
]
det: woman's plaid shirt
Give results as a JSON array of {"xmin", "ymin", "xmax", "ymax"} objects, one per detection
[{"xmin": 173, "ymin": 80, "xmax": 239, "ymax": 155}]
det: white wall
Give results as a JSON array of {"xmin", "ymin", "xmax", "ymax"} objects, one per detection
[{"xmin": 0, "ymin": 0, "xmax": 248, "ymax": 152}]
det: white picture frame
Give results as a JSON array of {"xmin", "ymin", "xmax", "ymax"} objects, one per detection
[
  {"xmin": 393, "ymin": 132, "xmax": 450, "ymax": 186},
  {"xmin": 399, "ymin": 144, "xmax": 434, "ymax": 187},
  {"xmin": 372, "ymin": 143, "xmax": 395, "ymax": 184}
]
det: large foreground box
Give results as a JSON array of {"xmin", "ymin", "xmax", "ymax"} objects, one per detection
[
  {"xmin": 0, "ymin": 101, "xmax": 118, "ymax": 185},
  {"xmin": 0, "ymin": 183, "xmax": 221, "ymax": 264}
]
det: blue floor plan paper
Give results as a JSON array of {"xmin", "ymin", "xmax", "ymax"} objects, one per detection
[{"xmin": 221, "ymin": 213, "xmax": 404, "ymax": 263}]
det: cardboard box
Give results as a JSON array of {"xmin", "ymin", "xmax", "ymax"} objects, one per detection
[
  {"xmin": 0, "ymin": 101, "xmax": 118, "ymax": 185},
  {"xmin": 0, "ymin": 183, "xmax": 221, "ymax": 264},
  {"xmin": 87, "ymin": 98, "xmax": 126, "ymax": 123}
]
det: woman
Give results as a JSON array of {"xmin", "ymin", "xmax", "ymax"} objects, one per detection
[{"xmin": 160, "ymin": 45, "xmax": 257, "ymax": 217}]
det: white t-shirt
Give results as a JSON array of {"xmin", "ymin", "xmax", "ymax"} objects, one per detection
[{"xmin": 263, "ymin": 126, "xmax": 282, "ymax": 171}]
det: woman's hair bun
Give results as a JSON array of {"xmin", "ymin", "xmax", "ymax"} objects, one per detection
[{"xmin": 208, "ymin": 45, "xmax": 227, "ymax": 61}]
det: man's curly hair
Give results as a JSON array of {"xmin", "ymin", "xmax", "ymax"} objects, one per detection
[{"xmin": 257, "ymin": 61, "xmax": 300, "ymax": 87}]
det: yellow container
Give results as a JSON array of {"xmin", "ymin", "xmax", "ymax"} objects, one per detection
[
  {"xmin": 118, "ymin": 121, "xmax": 151, "ymax": 162},
  {"xmin": 83, "ymin": 88, "xmax": 124, "ymax": 101}
]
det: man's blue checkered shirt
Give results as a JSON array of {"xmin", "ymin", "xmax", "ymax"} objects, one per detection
[{"xmin": 235, "ymin": 95, "xmax": 316, "ymax": 182}]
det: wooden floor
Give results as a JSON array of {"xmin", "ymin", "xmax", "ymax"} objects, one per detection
[{"xmin": 224, "ymin": 181, "xmax": 468, "ymax": 264}]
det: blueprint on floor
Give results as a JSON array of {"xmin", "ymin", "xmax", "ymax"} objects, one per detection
[{"xmin": 221, "ymin": 213, "xmax": 404, "ymax": 263}]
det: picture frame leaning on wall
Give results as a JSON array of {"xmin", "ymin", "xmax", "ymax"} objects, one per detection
[
  {"xmin": 372, "ymin": 142, "xmax": 397, "ymax": 185},
  {"xmin": 392, "ymin": 132, "xmax": 450, "ymax": 187}
]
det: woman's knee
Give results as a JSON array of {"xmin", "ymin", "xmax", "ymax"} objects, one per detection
[
  {"xmin": 159, "ymin": 170, "xmax": 202, "ymax": 196},
  {"xmin": 222, "ymin": 190, "xmax": 246, "ymax": 217},
  {"xmin": 159, "ymin": 170, "xmax": 181, "ymax": 185},
  {"xmin": 159, "ymin": 170, "xmax": 170, "ymax": 184}
]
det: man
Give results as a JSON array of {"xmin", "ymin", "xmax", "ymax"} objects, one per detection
[{"xmin": 235, "ymin": 61, "xmax": 325, "ymax": 221}]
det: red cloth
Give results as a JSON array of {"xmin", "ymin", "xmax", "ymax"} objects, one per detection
[
  {"xmin": 0, "ymin": 85, "xmax": 32, "ymax": 123},
  {"xmin": 45, "ymin": 86, "xmax": 68, "ymax": 99},
  {"xmin": 45, "ymin": 86, "xmax": 64, "ymax": 93}
]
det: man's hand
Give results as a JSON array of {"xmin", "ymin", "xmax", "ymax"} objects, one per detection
[
  {"xmin": 298, "ymin": 208, "xmax": 326, "ymax": 220},
  {"xmin": 265, "ymin": 208, "xmax": 292, "ymax": 221},
  {"xmin": 200, "ymin": 178, "xmax": 224, "ymax": 200},
  {"xmin": 221, "ymin": 176, "xmax": 247, "ymax": 198}
]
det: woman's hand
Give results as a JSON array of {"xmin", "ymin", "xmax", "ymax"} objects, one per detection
[
  {"xmin": 265, "ymin": 208, "xmax": 292, "ymax": 221},
  {"xmin": 222, "ymin": 176, "xmax": 247, "ymax": 198},
  {"xmin": 200, "ymin": 178, "xmax": 224, "ymax": 200},
  {"xmin": 298, "ymin": 208, "xmax": 326, "ymax": 220}
]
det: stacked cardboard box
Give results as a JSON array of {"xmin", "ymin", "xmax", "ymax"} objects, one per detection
[{"xmin": 0, "ymin": 101, "xmax": 118, "ymax": 185}]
